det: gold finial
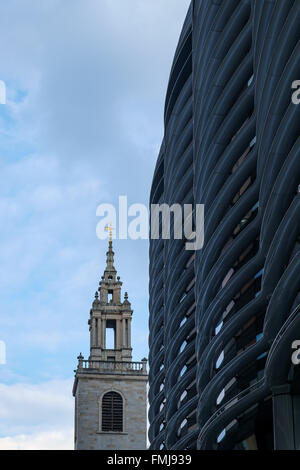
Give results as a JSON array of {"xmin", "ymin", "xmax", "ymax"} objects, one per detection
[{"xmin": 105, "ymin": 223, "xmax": 114, "ymax": 242}]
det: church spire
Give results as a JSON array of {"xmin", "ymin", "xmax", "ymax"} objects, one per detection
[
  {"xmin": 104, "ymin": 224, "xmax": 116, "ymax": 276},
  {"xmin": 73, "ymin": 237, "xmax": 148, "ymax": 451},
  {"xmin": 88, "ymin": 232, "xmax": 133, "ymax": 362}
]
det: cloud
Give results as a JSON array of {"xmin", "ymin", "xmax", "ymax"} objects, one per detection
[
  {"xmin": 0, "ymin": 0, "xmax": 190, "ymax": 446},
  {"xmin": 0, "ymin": 379, "xmax": 73, "ymax": 449},
  {"xmin": 0, "ymin": 0, "xmax": 190, "ymax": 170},
  {"xmin": 0, "ymin": 0, "xmax": 190, "ymax": 374},
  {"xmin": 0, "ymin": 152, "xmax": 106, "ymax": 294},
  {"xmin": 0, "ymin": 429, "xmax": 73, "ymax": 450}
]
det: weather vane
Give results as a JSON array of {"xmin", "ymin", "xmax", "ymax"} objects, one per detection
[{"xmin": 104, "ymin": 223, "xmax": 114, "ymax": 242}]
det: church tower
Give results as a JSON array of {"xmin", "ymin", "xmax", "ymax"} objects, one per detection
[{"xmin": 73, "ymin": 234, "xmax": 148, "ymax": 450}]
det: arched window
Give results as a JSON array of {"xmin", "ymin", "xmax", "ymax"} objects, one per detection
[{"xmin": 102, "ymin": 391, "xmax": 123, "ymax": 432}]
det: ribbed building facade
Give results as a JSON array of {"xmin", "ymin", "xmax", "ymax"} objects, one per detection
[{"xmin": 149, "ymin": 0, "xmax": 300, "ymax": 450}]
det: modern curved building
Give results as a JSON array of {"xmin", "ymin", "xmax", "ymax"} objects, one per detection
[{"xmin": 149, "ymin": 0, "xmax": 300, "ymax": 450}]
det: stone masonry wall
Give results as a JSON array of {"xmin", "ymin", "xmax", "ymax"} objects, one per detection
[{"xmin": 75, "ymin": 374, "xmax": 147, "ymax": 450}]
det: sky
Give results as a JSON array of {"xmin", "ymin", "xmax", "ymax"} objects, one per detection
[{"xmin": 0, "ymin": 0, "xmax": 190, "ymax": 450}]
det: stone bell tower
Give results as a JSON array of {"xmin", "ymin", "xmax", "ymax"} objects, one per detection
[{"xmin": 73, "ymin": 234, "xmax": 148, "ymax": 450}]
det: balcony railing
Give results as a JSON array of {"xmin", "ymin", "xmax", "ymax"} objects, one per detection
[{"xmin": 76, "ymin": 356, "xmax": 147, "ymax": 375}]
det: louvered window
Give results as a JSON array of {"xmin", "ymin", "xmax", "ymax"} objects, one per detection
[{"xmin": 102, "ymin": 391, "xmax": 123, "ymax": 432}]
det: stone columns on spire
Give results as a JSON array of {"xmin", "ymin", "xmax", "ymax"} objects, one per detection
[{"xmin": 87, "ymin": 240, "xmax": 133, "ymax": 362}]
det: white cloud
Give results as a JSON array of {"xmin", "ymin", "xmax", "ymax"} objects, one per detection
[
  {"xmin": 0, "ymin": 0, "xmax": 190, "ymax": 444},
  {"xmin": 0, "ymin": 153, "xmax": 106, "ymax": 293},
  {"xmin": 0, "ymin": 0, "xmax": 191, "ymax": 367},
  {"xmin": 0, "ymin": 379, "xmax": 74, "ymax": 449},
  {"xmin": 0, "ymin": 0, "xmax": 190, "ymax": 165},
  {"xmin": 0, "ymin": 428, "xmax": 73, "ymax": 450}
]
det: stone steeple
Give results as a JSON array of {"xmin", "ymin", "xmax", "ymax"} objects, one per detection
[
  {"xmin": 88, "ymin": 238, "xmax": 133, "ymax": 362},
  {"xmin": 73, "ymin": 239, "xmax": 147, "ymax": 450}
]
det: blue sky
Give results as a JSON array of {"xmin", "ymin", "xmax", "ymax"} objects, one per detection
[{"xmin": 0, "ymin": 0, "xmax": 190, "ymax": 449}]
